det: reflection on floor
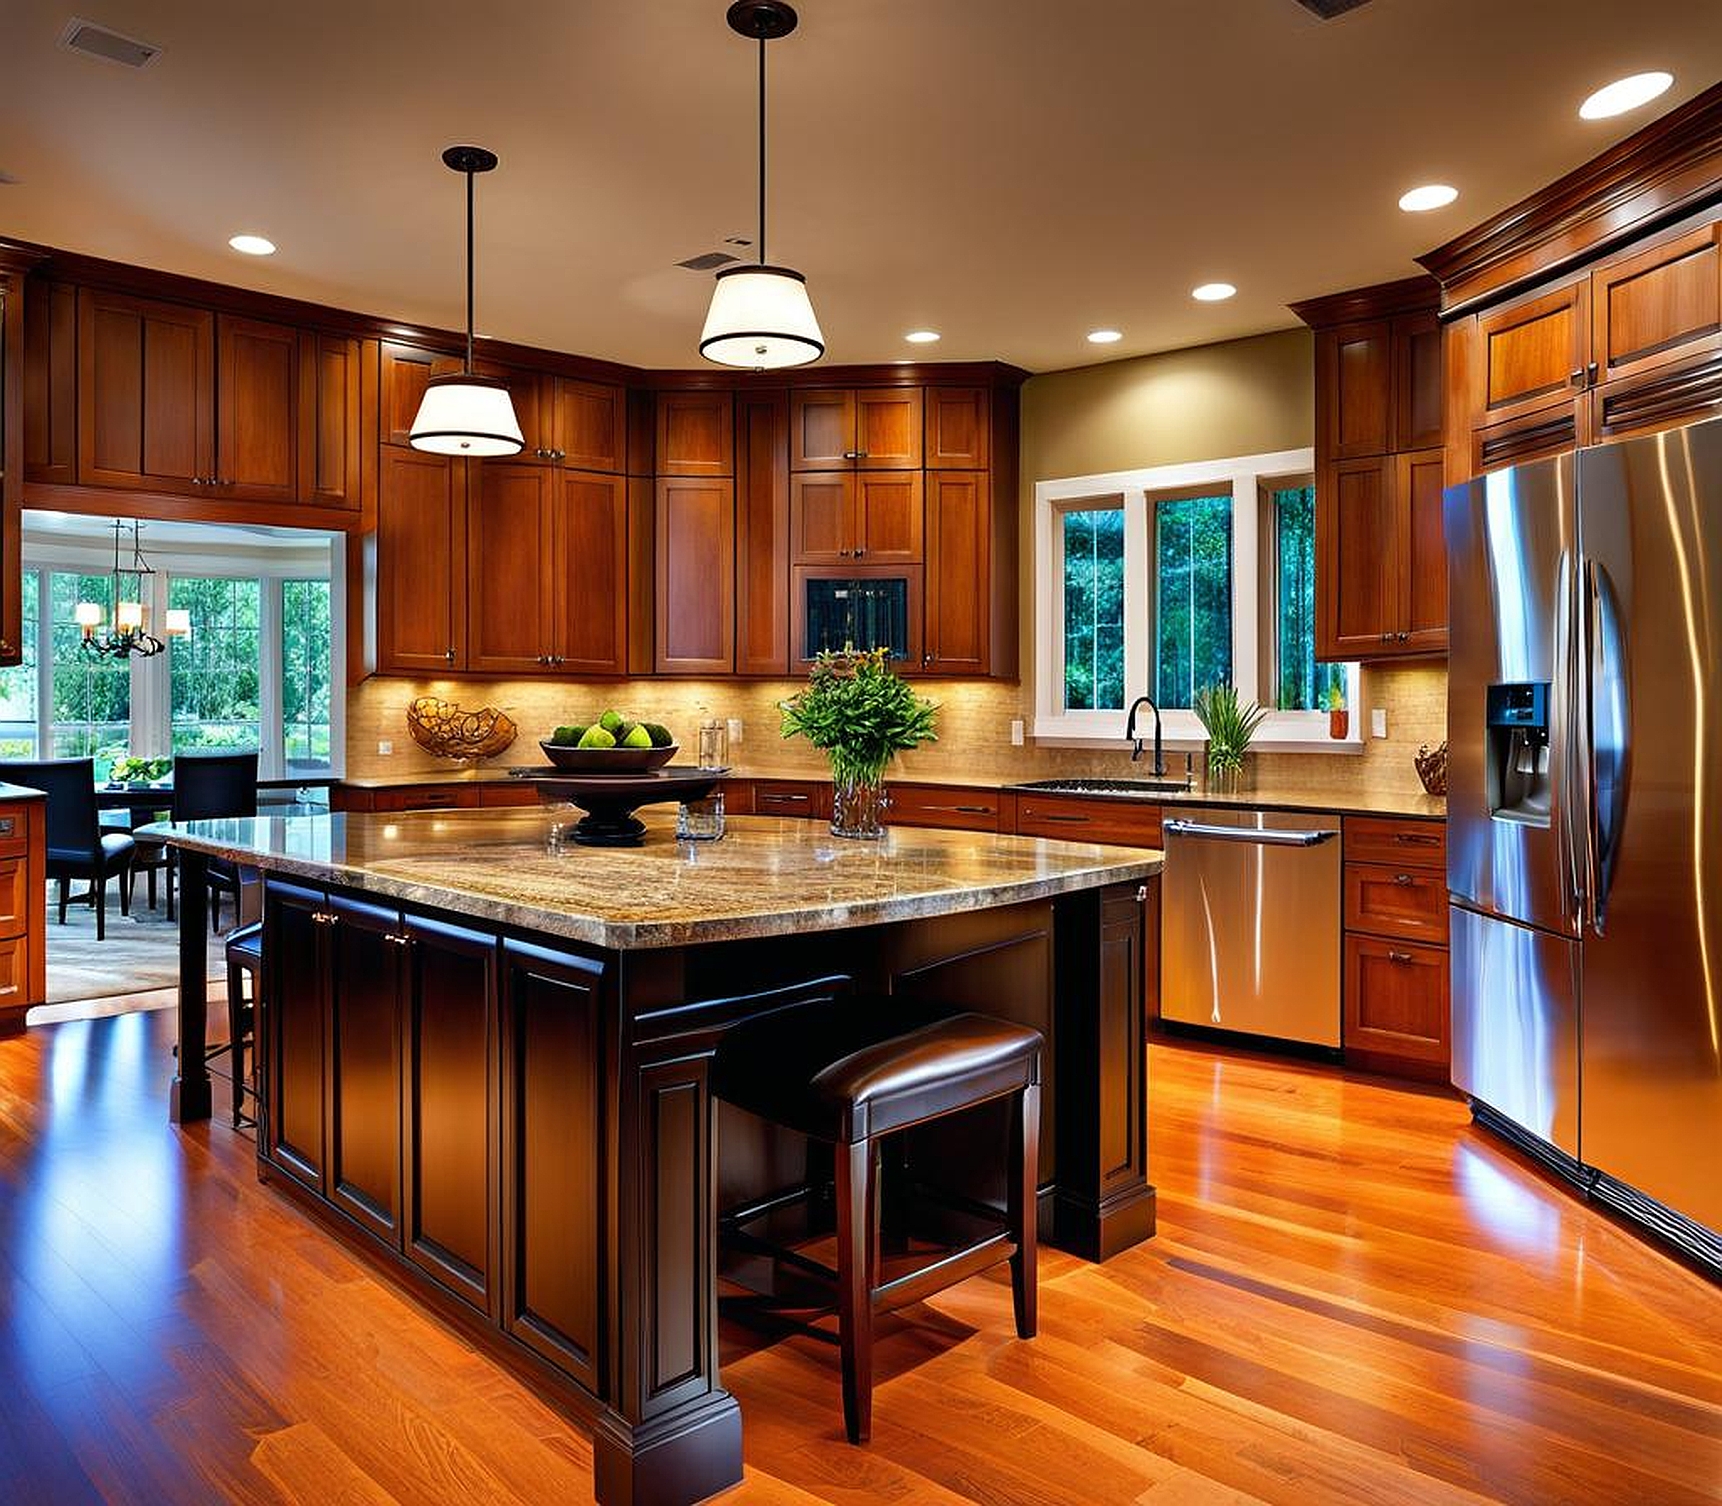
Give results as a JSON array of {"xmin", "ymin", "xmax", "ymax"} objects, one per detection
[{"xmin": 1, "ymin": 1010, "xmax": 1717, "ymax": 1505}]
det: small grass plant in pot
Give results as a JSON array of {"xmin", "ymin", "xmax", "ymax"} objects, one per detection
[
  {"xmin": 1325, "ymin": 680, "xmax": 1349, "ymax": 741},
  {"xmin": 779, "ymin": 647, "xmax": 938, "ymax": 838},
  {"xmin": 1193, "ymin": 682, "xmax": 1267, "ymax": 795}
]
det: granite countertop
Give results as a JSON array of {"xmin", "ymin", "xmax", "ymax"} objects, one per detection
[
  {"xmin": 142, "ymin": 808, "xmax": 1161, "ymax": 951},
  {"xmin": 335, "ymin": 766, "xmax": 1444, "ymax": 819},
  {"xmin": 0, "ymin": 782, "xmax": 47, "ymax": 803}
]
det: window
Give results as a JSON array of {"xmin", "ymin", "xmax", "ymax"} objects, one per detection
[
  {"xmin": 1035, "ymin": 447, "xmax": 1356, "ymax": 747},
  {"xmin": 51, "ymin": 571, "xmax": 133, "ymax": 780},
  {"xmin": 0, "ymin": 570, "xmax": 38, "ymax": 758},
  {"xmin": 170, "ymin": 577, "xmax": 262, "ymax": 754},
  {"xmin": 281, "ymin": 579, "xmax": 333, "ymax": 774}
]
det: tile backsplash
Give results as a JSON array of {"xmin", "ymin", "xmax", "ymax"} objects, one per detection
[{"xmin": 346, "ymin": 662, "xmax": 1446, "ymax": 796}]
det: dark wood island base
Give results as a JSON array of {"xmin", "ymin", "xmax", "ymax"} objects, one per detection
[{"xmin": 152, "ymin": 811, "xmax": 1159, "ymax": 1506}]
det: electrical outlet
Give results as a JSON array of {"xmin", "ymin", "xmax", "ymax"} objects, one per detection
[
  {"xmin": 1010, "ymin": 719, "xmax": 1025, "ymax": 746},
  {"xmin": 1370, "ymin": 709, "xmax": 1387, "ymax": 739},
  {"xmin": 377, "ymin": 740, "xmax": 393, "ymax": 756},
  {"xmin": 727, "ymin": 717, "xmax": 744, "ymax": 745}
]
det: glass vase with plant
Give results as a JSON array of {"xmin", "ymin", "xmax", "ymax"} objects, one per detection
[
  {"xmin": 1324, "ymin": 680, "xmax": 1349, "ymax": 741},
  {"xmin": 1193, "ymin": 682, "xmax": 1267, "ymax": 795},
  {"xmin": 780, "ymin": 647, "xmax": 938, "ymax": 838}
]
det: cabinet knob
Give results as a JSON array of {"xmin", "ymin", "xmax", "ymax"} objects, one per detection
[
  {"xmin": 445, "ymin": 648, "xmax": 456, "ymax": 664},
  {"xmin": 1398, "ymin": 631, "xmax": 1410, "ymax": 642},
  {"xmin": 854, "ymin": 546, "xmax": 866, "ymax": 559},
  {"xmin": 842, "ymin": 450, "xmax": 862, "ymax": 460},
  {"xmin": 1569, "ymin": 368, "xmax": 1585, "ymax": 388},
  {"xmin": 1586, "ymin": 361, "xmax": 1598, "ymax": 384},
  {"xmin": 535, "ymin": 447, "xmax": 552, "ymax": 460},
  {"xmin": 191, "ymin": 476, "xmax": 205, "ymax": 486},
  {"xmin": 1380, "ymin": 632, "xmax": 1392, "ymax": 643},
  {"xmin": 554, "ymin": 449, "xmax": 566, "ymax": 461},
  {"xmin": 1393, "ymin": 872, "xmax": 1414, "ymax": 885},
  {"xmin": 1387, "ymin": 949, "xmax": 1413, "ymax": 963}
]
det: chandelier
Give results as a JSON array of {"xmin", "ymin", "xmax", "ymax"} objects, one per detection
[{"xmin": 75, "ymin": 521, "xmax": 190, "ymax": 660}]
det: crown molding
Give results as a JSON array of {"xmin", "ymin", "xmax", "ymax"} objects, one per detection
[{"xmin": 1288, "ymin": 275, "xmax": 1439, "ymax": 330}]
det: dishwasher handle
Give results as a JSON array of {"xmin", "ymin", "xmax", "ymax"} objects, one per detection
[{"xmin": 1161, "ymin": 818, "xmax": 1340, "ymax": 848}]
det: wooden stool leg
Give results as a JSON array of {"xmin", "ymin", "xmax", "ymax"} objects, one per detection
[
  {"xmin": 57, "ymin": 877, "xmax": 68, "ymax": 924},
  {"xmin": 835, "ymin": 1136, "xmax": 874, "ymax": 1444},
  {"xmin": 95, "ymin": 875, "xmax": 106, "ymax": 941},
  {"xmin": 119, "ymin": 864, "xmax": 131, "ymax": 917},
  {"xmin": 225, "ymin": 959, "xmax": 247, "ymax": 1127},
  {"xmin": 1008, "ymin": 1081, "xmax": 1040, "ymax": 1340}
]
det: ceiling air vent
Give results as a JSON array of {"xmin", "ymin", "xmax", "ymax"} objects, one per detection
[
  {"xmin": 676, "ymin": 250, "xmax": 741, "ymax": 272},
  {"xmin": 60, "ymin": 18, "xmax": 161, "ymax": 68},
  {"xmin": 1293, "ymin": 0, "xmax": 1372, "ymax": 16}
]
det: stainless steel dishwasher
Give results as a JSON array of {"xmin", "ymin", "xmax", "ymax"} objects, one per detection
[{"xmin": 1160, "ymin": 808, "xmax": 1342, "ymax": 1047}]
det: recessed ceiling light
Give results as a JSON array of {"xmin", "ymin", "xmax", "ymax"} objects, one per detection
[
  {"xmin": 1191, "ymin": 282, "xmax": 1236, "ymax": 302},
  {"xmin": 1397, "ymin": 184, "xmax": 1458, "ymax": 213},
  {"xmin": 1087, "ymin": 329, "xmax": 1123, "ymax": 344},
  {"xmin": 1579, "ymin": 71, "xmax": 1673, "ymax": 120},
  {"xmin": 228, "ymin": 233, "xmax": 276, "ymax": 256},
  {"xmin": 904, "ymin": 330, "xmax": 941, "ymax": 344}
]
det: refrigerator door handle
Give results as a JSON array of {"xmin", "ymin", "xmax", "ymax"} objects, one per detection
[
  {"xmin": 1559, "ymin": 550, "xmax": 1587, "ymax": 928},
  {"xmin": 1586, "ymin": 558, "xmax": 1632, "ymax": 935}
]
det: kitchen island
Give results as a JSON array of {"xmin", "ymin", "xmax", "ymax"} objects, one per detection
[{"xmin": 153, "ymin": 807, "xmax": 1161, "ymax": 1506}]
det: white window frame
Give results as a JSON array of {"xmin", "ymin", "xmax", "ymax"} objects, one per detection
[{"xmin": 1034, "ymin": 446, "xmax": 1360, "ymax": 752}]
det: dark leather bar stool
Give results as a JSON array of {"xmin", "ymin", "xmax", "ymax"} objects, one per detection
[
  {"xmin": 221, "ymin": 921, "xmax": 263, "ymax": 1128},
  {"xmin": 712, "ymin": 995, "xmax": 1042, "ymax": 1444}
]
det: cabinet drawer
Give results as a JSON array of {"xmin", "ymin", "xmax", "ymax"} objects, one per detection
[
  {"xmin": 0, "ymin": 856, "xmax": 30, "ymax": 939},
  {"xmin": 1015, "ymin": 793, "xmax": 1163, "ymax": 848},
  {"xmin": 369, "ymin": 787, "xmax": 483, "ymax": 813},
  {"xmin": 1345, "ymin": 863, "xmax": 1448, "ymax": 944},
  {"xmin": 1344, "ymin": 934, "xmax": 1449, "ymax": 1066},
  {"xmin": 480, "ymin": 783, "xmax": 542, "ymax": 808},
  {"xmin": 0, "ymin": 934, "xmax": 30, "ymax": 1011},
  {"xmin": 0, "ymin": 809, "xmax": 28, "ymax": 858},
  {"xmin": 1345, "ymin": 816, "xmax": 1445, "ymax": 870},
  {"xmin": 886, "ymin": 784, "xmax": 1000, "ymax": 832},
  {"xmin": 752, "ymin": 780, "xmax": 831, "ymax": 821}
]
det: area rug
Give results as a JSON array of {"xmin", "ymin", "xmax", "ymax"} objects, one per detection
[{"xmin": 30, "ymin": 884, "xmax": 230, "ymax": 1021}]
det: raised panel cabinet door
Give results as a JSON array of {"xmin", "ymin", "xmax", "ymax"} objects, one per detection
[
  {"xmin": 789, "ymin": 388, "xmax": 854, "ymax": 469},
  {"xmin": 403, "ymin": 913, "xmax": 499, "ymax": 1315},
  {"xmin": 1320, "ymin": 321, "xmax": 1392, "ymax": 459},
  {"xmin": 1474, "ymin": 279, "xmax": 1590, "ymax": 428},
  {"xmin": 1343, "ymin": 934, "xmax": 1449, "ymax": 1069},
  {"xmin": 1392, "ymin": 312, "xmax": 1444, "ymax": 452},
  {"xmin": 1397, "ymin": 448, "xmax": 1448, "ymax": 654},
  {"xmin": 734, "ymin": 390, "xmax": 791, "ymax": 675},
  {"xmin": 216, "ymin": 314, "xmax": 298, "ymax": 502},
  {"xmin": 854, "ymin": 387, "xmax": 923, "ymax": 468},
  {"xmin": 468, "ymin": 462, "xmax": 556, "ymax": 674},
  {"xmin": 654, "ymin": 476, "xmax": 734, "ymax": 673},
  {"xmin": 552, "ymin": 378, "xmax": 624, "ymax": 472},
  {"xmin": 298, "ymin": 332, "xmax": 362, "ymax": 510},
  {"xmin": 555, "ymin": 469, "xmax": 628, "ymax": 675},
  {"xmin": 923, "ymin": 469, "xmax": 989, "ymax": 674},
  {"xmin": 925, "ymin": 386, "xmax": 990, "ymax": 468},
  {"xmin": 264, "ymin": 881, "xmax": 330, "ymax": 1194},
  {"xmin": 379, "ymin": 341, "xmax": 463, "ymax": 448},
  {"xmin": 23, "ymin": 279, "xmax": 76, "ymax": 485},
  {"xmin": 656, "ymin": 390, "xmax": 733, "ymax": 476},
  {"xmin": 1590, "ymin": 221, "xmax": 1721, "ymax": 389},
  {"xmin": 499, "ymin": 940, "xmax": 606, "ymax": 1396},
  {"xmin": 376, "ymin": 447, "xmax": 467, "ymax": 672},
  {"xmin": 853, "ymin": 471, "xmax": 923, "ymax": 562},
  {"xmin": 1317, "ymin": 455, "xmax": 1395, "ymax": 659},
  {"xmin": 474, "ymin": 364, "xmax": 548, "ymax": 460},
  {"xmin": 326, "ymin": 893, "xmax": 405, "ymax": 1243},
  {"xmin": 789, "ymin": 472, "xmax": 853, "ymax": 562},
  {"xmin": 76, "ymin": 288, "xmax": 214, "ymax": 492}
]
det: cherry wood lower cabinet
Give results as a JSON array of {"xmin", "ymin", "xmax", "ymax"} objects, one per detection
[
  {"xmin": 885, "ymin": 782, "xmax": 1002, "ymax": 832},
  {"xmin": 251, "ymin": 872, "xmax": 1155, "ymax": 1506},
  {"xmin": 0, "ymin": 796, "xmax": 47, "ymax": 1035}
]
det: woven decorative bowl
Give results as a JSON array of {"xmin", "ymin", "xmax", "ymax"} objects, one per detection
[{"xmin": 1414, "ymin": 740, "xmax": 1448, "ymax": 796}]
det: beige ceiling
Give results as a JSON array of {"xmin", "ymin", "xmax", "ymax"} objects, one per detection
[{"xmin": 2, "ymin": 0, "xmax": 1718, "ymax": 373}]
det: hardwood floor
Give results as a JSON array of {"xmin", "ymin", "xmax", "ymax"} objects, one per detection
[{"xmin": 1, "ymin": 1007, "xmax": 1717, "ymax": 1505}]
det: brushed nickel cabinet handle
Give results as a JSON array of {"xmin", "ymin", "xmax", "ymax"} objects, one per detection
[
  {"xmin": 1035, "ymin": 812, "xmax": 1089, "ymax": 824},
  {"xmin": 1394, "ymin": 831, "xmax": 1439, "ymax": 845},
  {"xmin": 1569, "ymin": 369, "xmax": 1585, "ymax": 388},
  {"xmin": 0, "ymin": 818, "xmax": 14, "ymax": 836},
  {"xmin": 384, "ymin": 933, "xmax": 412, "ymax": 948},
  {"xmin": 1388, "ymin": 949, "xmax": 1413, "ymax": 963},
  {"xmin": 1392, "ymin": 872, "xmax": 1414, "ymax": 885}
]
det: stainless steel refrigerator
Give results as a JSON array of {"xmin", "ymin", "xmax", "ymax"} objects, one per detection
[{"xmin": 1446, "ymin": 414, "xmax": 1722, "ymax": 1273}]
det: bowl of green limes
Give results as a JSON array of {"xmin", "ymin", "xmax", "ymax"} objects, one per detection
[{"xmin": 541, "ymin": 710, "xmax": 678, "ymax": 772}]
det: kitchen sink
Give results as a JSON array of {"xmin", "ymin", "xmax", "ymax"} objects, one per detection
[{"xmin": 1015, "ymin": 776, "xmax": 1194, "ymax": 798}]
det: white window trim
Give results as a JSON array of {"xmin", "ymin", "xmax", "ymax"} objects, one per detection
[{"xmin": 1033, "ymin": 447, "xmax": 1361, "ymax": 753}]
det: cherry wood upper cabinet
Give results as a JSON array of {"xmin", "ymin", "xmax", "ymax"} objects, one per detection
[
  {"xmin": 552, "ymin": 379, "xmax": 624, "ymax": 473},
  {"xmin": 790, "ymin": 387, "xmax": 922, "ymax": 469},
  {"xmin": 1473, "ymin": 279, "xmax": 1590, "ymax": 429},
  {"xmin": 1589, "ymin": 221, "xmax": 1722, "ymax": 389},
  {"xmin": 734, "ymin": 390, "xmax": 791, "ymax": 676},
  {"xmin": 23, "ymin": 280, "xmax": 76, "ymax": 486},
  {"xmin": 478, "ymin": 364, "xmax": 550, "ymax": 459},
  {"xmin": 656, "ymin": 391, "xmax": 733, "ymax": 477},
  {"xmin": 216, "ymin": 315, "xmax": 298, "ymax": 502},
  {"xmin": 76, "ymin": 288, "xmax": 214, "ymax": 494},
  {"xmin": 1318, "ymin": 456, "xmax": 1395, "ymax": 660},
  {"xmin": 925, "ymin": 387, "xmax": 990, "ymax": 468},
  {"xmin": 555, "ymin": 470, "xmax": 628, "ymax": 676},
  {"xmin": 854, "ymin": 472, "xmax": 923, "ymax": 562},
  {"xmin": 1397, "ymin": 449, "xmax": 1448, "ymax": 655},
  {"xmin": 923, "ymin": 469, "xmax": 990, "ymax": 674},
  {"xmin": 654, "ymin": 476, "xmax": 734, "ymax": 673},
  {"xmin": 1319, "ymin": 322, "xmax": 1393, "ymax": 459},
  {"xmin": 298, "ymin": 332, "xmax": 363, "ymax": 511},
  {"xmin": 380, "ymin": 341, "xmax": 464, "ymax": 448},
  {"xmin": 377, "ymin": 448, "xmax": 466, "ymax": 673},
  {"xmin": 789, "ymin": 473, "xmax": 851, "ymax": 563},
  {"xmin": 468, "ymin": 462, "xmax": 556, "ymax": 675},
  {"xmin": 1393, "ymin": 313, "xmax": 1444, "ymax": 452}
]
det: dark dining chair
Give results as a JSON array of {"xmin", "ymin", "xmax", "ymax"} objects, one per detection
[
  {"xmin": 171, "ymin": 751, "xmax": 259, "ymax": 934},
  {"xmin": 8, "ymin": 758, "xmax": 136, "ymax": 941}
]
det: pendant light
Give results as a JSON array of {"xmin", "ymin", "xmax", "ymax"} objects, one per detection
[
  {"xmin": 409, "ymin": 145, "xmax": 524, "ymax": 457},
  {"xmin": 699, "ymin": 0, "xmax": 824, "ymax": 370},
  {"xmin": 76, "ymin": 520, "xmax": 170, "ymax": 660}
]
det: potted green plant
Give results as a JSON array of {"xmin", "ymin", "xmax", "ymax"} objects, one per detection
[
  {"xmin": 1192, "ymin": 682, "xmax": 1267, "ymax": 795},
  {"xmin": 1324, "ymin": 680, "xmax": 1349, "ymax": 741},
  {"xmin": 780, "ymin": 647, "xmax": 938, "ymax": 838}
]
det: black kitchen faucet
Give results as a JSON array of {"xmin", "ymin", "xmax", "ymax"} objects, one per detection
[{"xmin": 1125, "ymin": 695, "xmax": 1167, "ymax": 775}]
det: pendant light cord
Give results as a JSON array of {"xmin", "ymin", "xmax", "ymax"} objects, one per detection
[
  {"xmin": 465, "ymin": 167, "xmax": 476, "ymax": 373},
  {"xmin": 757, "ymin": 33, "xmax": 767, "ymax": 265}
]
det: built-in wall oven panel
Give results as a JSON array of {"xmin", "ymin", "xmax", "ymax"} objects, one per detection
[
  {"xmin": 1449, "ymin": 901, "xmax": 1580, "ymax": 1158},
  {"xmin": 1161, "ymin": 808, "xmax": 1342, "ymax": 1047},
  {"xmin": 793, "ymin": 565, "xmax": 923, "ymax": 666}
]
